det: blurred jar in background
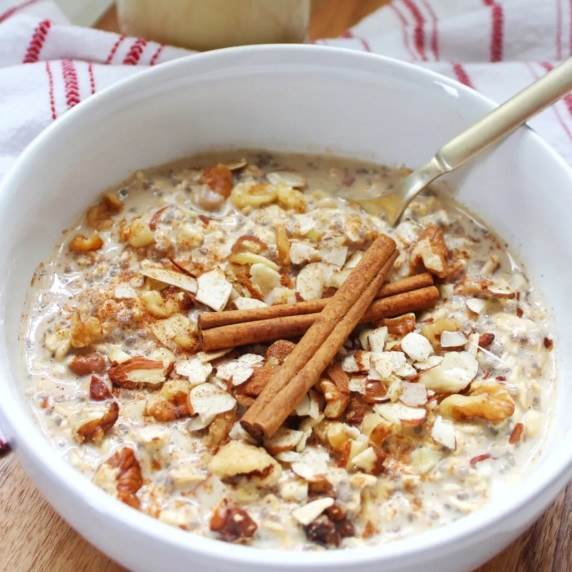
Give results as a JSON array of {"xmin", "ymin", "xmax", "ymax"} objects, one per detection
[{"xmin": 117, "ymin": 0, "xmax": 311, "ymax": 51}]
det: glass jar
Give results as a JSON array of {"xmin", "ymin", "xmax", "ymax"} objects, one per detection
[{"xmin": 116, "ymin": 0, "xmax": 311, "ymax": 51}]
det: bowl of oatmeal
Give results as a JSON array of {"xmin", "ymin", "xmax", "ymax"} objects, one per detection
[{"xmin": 0, "ymin": 45, "xmax": 570, "ymax": 572}]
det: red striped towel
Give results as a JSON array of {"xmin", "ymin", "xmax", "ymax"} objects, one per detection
[{"xmin": 0, "ymin": 0, "xmax": 570, "ymax": 444}]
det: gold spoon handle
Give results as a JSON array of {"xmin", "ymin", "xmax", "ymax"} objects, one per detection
[{"xmin": 392, "ymin": 57, "xmax": 572, "ymax": 224}]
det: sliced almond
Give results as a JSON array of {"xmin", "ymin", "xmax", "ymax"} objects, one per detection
[
  {"xmin": 431, "ymin": 415, "xmax": 456, "ymax": 449},
  {"xmin": 320, "ymin": 243, "xmax": 348, "ymax": 267},
  {"xmin": 196, "ymin": 269, "xmax": 232, "ymax": 311},
  {"xmin": 440, "ymin": 330, "xmax": 468, "ymax": 349},
  {"xmin": 140, "ymin": 260, "xmax": 197, "ymax": 294},
  {"xmin": 196, "ymin": 349, "xmax": 233, "ymax": 362},
  {"xmin": 485, "ymin": 283, "xmax": 515, "ymax": 299},
  {"xmin": 175, "ymin": 357, "xmax": 212, "ymax": 385},
  {"xmin": 289, "ymin": 242, "xmax": 320, "ymax": 265},
  {"xmin": 292, "ymin": 497, "xmax": 334, "ymax": 526},
  {"xmin": 466, "ymin": 298, "xmax": 486, "ymax": 315},
  {"xmin": 267, "ymin": 171, "xmax": 306, "ymax": 189},
  {"xmin": 229, "ymin": 252, "xmax": 279, "ymax": 271},
  {"xmin": 296, "ymin": 263, "xmax": 324, "ymax": 301},
  {"xmin": 250, "ymin": 263, "xmax": 281, "ymax": 296},
  {"xmin": 374, "ymin": 402, "xmax": 427, "ymax": 427},
  {"xmin": 341, "ymin": 351, "xmax": 371, "ymax": 373},
  {"xmin": 114, "ymin": 283, "xmax": 138, "ymax": 299},
  {"xmin": 399, "ymin": 381, "xmax": 428, "ymax": 407},
  {"xmin": 264, "ymin": 427, "xmax": 304, "ymax": 455},
  {"xmin": 150, "ymin": 313, "xmax": 196, "ymax": 350},
  {"xmin": 401, "ymin": 332, "xmax": 433, "ymax": 362},
  {"xmin": 234, "ymin": 297, "xmax": 268, "ymax": 310},
  {"xmin": 368, "ymin": 327, "xmax": 388, "ymax": 353},
  {"xmin": 189, "ymin": 383, "xmax": 236, "ymax": 421},
  {"xmin": 348, "ymin": 376, "xmax": 367, "ymax": 394},
  {"xmin": 216, "ymin": 360, "xmax": 255, "ymax": 386},
  {"xmin": 419, "ymin": 351, "xmax": 478, "ymax": 393},
  {"xmin": 291, "ymin": 448, "xmax": 330, "ymax": 482}
]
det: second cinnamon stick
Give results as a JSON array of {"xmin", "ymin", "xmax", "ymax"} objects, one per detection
[{"xmin": 201, "ymin": 286, "xmax": 439, "ymax": 351}]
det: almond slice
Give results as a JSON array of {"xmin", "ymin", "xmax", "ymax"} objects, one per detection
[
  {"xmin": 399, "ymin": 381, "xmax": 428, "ymax": 407},
  {"xmin": 374, "ymin": 402, "xmax": 427, "ymax": 427},
  {"xmin": 431, "ymin": 415, "xmax": 456, "ymax": 449},
  {"xmin": 175, "ymin": 357, "xmax": 212, "ymax": 385},
  {"xmin": 296, "ymin": 263, "xmax": 324, "ymax": 301},
  {"xmin": 196, "ymin": 269, "xmax": 232, "ymax": 311},
  {"xmin": 189, "ymin": 383, "xmax": 236, "ymax": 421},
  {"xmin": 341, "ymin": 351, "xmax": 371, "ymax": 373},
  {"xmin": 264, "ymin": 427, "xmax": 304, "ymax": 455},
  {"xmin": 466, "ymin": 298, "xmax": 486, "ymax": 314},
  {"xmin": 419, "ymin": 351, "xmax": 478, "ymax": 393},
  {"xmin": 291, "ymin": 448, "xmax": 330, "ymax": 482},
  {"xmin": 140, "ymin": 260, "xmax": 197, "ymax": 294},
  {"xmin": 216, "ymin": 360, "xmax": 255, "ymax": 386},
  {"xmin": 267, "ymin": 171, "xmax": 306, "ymax": 189},
  {"xmin": 292, "ymin": 497, "xmax": 334, "ymax": 526},
  {"xmin": 234, "ymin": 297, "xmax": 268, "ymax": 310},
  {"xmin": 368, "ymin": 327, "xmax": 388, "ymax": 353},
  {"xmin": 440, "ymin": 330, "xmax": 468, "ymax": 349},
  {"xmin": 289, "ymin": 242, "xmax": 320, "ymax": 265},
  {"xmin": 401, "ymin": 332, "xmax": 433, "ymax": 362}
]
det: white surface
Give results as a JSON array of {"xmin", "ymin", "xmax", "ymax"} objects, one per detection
[
  {"xmin": 0, "ymin": 46, "xmax": 570, "ymax": 572},
  {"xmin": 53, "ymin": 0, "xmax": 113, "ymax": 26}
]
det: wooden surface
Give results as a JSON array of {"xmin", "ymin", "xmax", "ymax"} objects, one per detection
[{"xmin": 2, "ymin": 1, "xmax": 570, "ymax": 571}]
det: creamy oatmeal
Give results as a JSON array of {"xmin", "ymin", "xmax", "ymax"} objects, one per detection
[{"xmin": 20, "ymin": 152, "xmax": 555, "ymax": 549}]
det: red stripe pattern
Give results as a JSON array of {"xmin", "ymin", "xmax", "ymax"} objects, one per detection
[
  {"xmin": 401, "ymin": 0, "xmax": 427, "ymax": 61},
  {"xmin": 123, "ymin": 38, "xmax": 147, "ymax": 65},
  {"xmin": 61, "ymin": 59, "xmax": 80, "ymax": 109},
  {"xmin": 45, "ymin": 61, "xmax": 56, "ymax": 121},
  {"xmin": 526, "ymin": 62, "xmax": 572, "ymax": 144},
  {"xmin": 0, "ymin": 0, "xmax": 40, "ymax": 23},
  {"xmin": 452, "ymin": 63, "xmax": 475, "ymax": 88},
  {"xmin": 482, "ymin": 0, "xmax": 504, "ymax": 62},
  {"xmin": 87, "ymin": 62, "xmax": 96, "ymax": 95},
  {"xmin": 388, "ymin": 2, "xmax": 417, "ymax": 60},
  {"xmin": 149, "ymin": 44, "xmax": 165, "ymax": 66},
  {"xmin": 420, "ymin": 0, "xmax": 439, "ymax": 60},
  {"xmin": 105, "ymin": 35, "xmax": 126, "ymax": 65},
  {"xmin": 22, "ymin": 19, "xmax": 51, "ymax": 64},
  {"xmin": 340, "ymin": 29, "xmax": 371, "ymax": 52}
]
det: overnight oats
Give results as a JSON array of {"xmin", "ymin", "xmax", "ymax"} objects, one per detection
[{"xmin": 20, "ymin": 152, "xmax": 555, "ymax": 549}]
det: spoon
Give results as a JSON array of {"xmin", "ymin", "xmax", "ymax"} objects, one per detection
[{"xmin": 350, "ymin": 57, "xmax": 572, "ymax": 226}]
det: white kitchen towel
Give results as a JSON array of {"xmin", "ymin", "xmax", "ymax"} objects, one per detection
[
  {"xmin": 0, "ymin": 0, "xmax": 570, "ymax": 442},
  {"xmin": 1, "ymin": 0, "xmax": 571, "ymax": 181}
]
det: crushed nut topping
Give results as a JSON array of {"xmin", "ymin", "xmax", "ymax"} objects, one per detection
[{"xmin": 21, "ymin": 152, "xmax": 555, "ymax": 550}]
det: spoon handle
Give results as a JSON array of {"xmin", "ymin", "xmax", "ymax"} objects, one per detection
[{"xmin": 436, "ymin": 57, "xmax": 572, "ymax": 171}]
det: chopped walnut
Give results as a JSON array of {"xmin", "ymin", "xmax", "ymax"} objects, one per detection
[
  {"xmin": 410, "ymin": 225, "xmax": 449, "ymax": 279},
  {"xmin": 440, "ymin": 382, "xmax": 515, "ymax": 422},
  {"xmin": 89, "ymin": 376, "xmax": 113, "ymax": 401},
  {"xmin": 70, "ymin": 311, "xmax": 103, "ymax": 348},
  {"xmin": 86, "ymin": 192, "xmax": 123, "ymax": 230},
  {"xmin": 69, "ymin": 232, "xmax": 104, "ymax": 253},
  {"xmin": 210, "ymin": 499, "xmax": 258, "ymax": 543},
  {"xmin": 75, "ymin": 401, "xmax": 119, "ymax": 444},
  {"xmin": 93, "ymin": 447, "xmax": 142, "ymax": 509}
]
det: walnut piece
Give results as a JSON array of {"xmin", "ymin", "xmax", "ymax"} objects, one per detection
[
  {"xmin": 210, "ymin": 499, "xmax": 258, "ymax": 543},
  {"xmin": 70, "ymin": 311, "xmax": 103, "ymax": 348},
  {"xmin": 93, "ymin": 447, "xmax": 142, "ymax": 509},
  {"xmin": 439, "ymin": 382, "xmax": 515, "ymax": 422},
  {"xmin": 90, "ymin": 375, "xmax": 113, "ymax": 401},
  {"xmin": 86, "ymin": 192, "xmax": 123, "ymax": 230},
  {"xmin": 75, "ymin": 401, "xmax": 119, "ymax": 444},
  {"xmin": 410, "ymin": 225, "xmax": 449, "ymax": 279},
  {"xmin": 69, "ymin": 232, "xmax": 103, "ymax": 253}
]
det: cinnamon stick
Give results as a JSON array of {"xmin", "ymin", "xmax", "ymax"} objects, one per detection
[
  {"xmin": 199, "ymin": 273, "xmax": 434, "ymax": 330},
  {"xmin": 241, "ymin": 237, "xmax": 397, "ymax": 440},
  {"xmin": 201, "ymin": 286, "xmax": 439, "ymax": 350}
]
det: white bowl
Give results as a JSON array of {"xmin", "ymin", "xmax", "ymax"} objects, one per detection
[{"xmin": 0, "ymin": 45, "xmax": 570, "ymax": 572}]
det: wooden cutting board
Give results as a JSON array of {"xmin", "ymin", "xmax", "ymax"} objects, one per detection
[{"xmin": 1, "ymin": 2, "xmax": 570, "ymax": 571}]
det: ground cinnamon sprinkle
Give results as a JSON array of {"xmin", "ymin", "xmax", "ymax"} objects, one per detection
[{"xmin": 20, "ymin": 151, "xmax": 556, "ymax": 550}]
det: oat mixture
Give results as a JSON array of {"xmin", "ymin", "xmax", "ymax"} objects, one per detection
[{"xmin": 20, "ymin": 152, "xmax": 555, "ymax": 549}]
